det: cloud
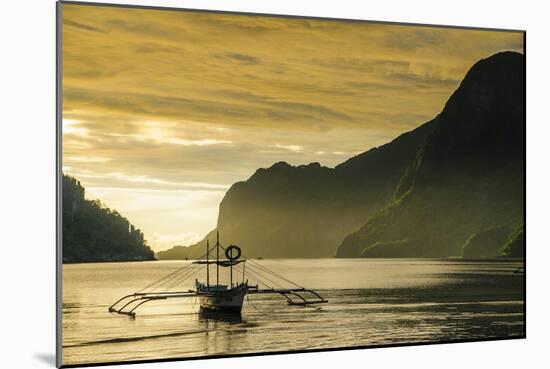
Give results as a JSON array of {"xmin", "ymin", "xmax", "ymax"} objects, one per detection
[
  {"xmin": 67, "ymin": 169, "xmax": 230, "ymax": 192},
  {"xmin": 63, "ymin": 118, "xmax": 88, "ymax": 136},
  {"xmin": 67, "ymin": 156, "xmax": 112, "ymax": 163},
  {"xmin": 64, "ymin": 19, "xmax": 107, "ymax": 33},
  {"xmin": 149, "ymin": 232, "xmax": 203, "ymax": 251},
  {"xmin": 99, "ymin": 132, "xmax": 231, "ymax": 147},
  {"xmin": 384, "ymin": 28, "xmax": 450, "ymax": 50},
  {"xmin": 217, "ymin": 52, "xmax": 261, "ymax": 65},
  {"xmin": 273, "ymin": 144, "xmax": 304, "ymax": 153}
]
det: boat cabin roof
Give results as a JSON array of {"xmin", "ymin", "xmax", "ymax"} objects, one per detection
[{"xmin": 193, "ymin": 259, "xmax": 245, "ymax": 266}]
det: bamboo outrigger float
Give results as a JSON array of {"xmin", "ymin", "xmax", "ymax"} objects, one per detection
[{"xmin": 109, "ymin": 232, "xmax": 327, "ymax": 317}]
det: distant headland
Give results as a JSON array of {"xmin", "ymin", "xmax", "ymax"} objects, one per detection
[{"xmin": 62, "ymin": 175, "xmax": 155, "ymax": 263}]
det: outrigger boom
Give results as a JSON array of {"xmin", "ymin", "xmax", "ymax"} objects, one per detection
[{"xmin": 108, "ymin": 233, "xmax": 327, "ymax": 317}]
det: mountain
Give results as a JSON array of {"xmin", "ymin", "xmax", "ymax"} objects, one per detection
[
  {"xmin": 156, "ymin": 118, "xmax": 437, "ymax": 260},
  {"xmin": 62, "ymin": 175, "xmax": 155, "ymax": 263},
  {"xmin": 500, "ymin": 223, "xmax": 525, "ymax": 258},
  {"xmin": 461, "ymin": 226, "xmax": 513, "ymax": 259},
  {"xmin": 157, "ymin": 51, "xmax": 524, "ymax": 260},
  {"xmin": 156, "ymin": 229, "xmax": 217, "ymax": 260},
  {"xmin": 337, "ymin": 51, "xmax": 524, "ymax": 258}
]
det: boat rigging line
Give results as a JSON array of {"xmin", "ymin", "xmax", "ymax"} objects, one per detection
[{"xmin": 108, "ymin": 236, "xmax": 328, "ymax": 316}]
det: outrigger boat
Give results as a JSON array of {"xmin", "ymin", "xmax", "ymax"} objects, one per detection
[{"xmin": 109, "ymin": 232, "xmax": 327, "ymax": 316}]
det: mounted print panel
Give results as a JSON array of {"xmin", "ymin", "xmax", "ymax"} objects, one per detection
[{"xmin": 57, "ymin": 1, "xmax": 525, "ymax": 367}]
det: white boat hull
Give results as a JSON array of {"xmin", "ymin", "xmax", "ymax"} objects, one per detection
[{"xmin": 199, "ymin": 284, "xmax": 248, "ymax": 313}]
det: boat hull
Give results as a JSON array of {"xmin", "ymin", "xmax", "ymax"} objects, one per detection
[{"xmin": 199, "ymin": 284, "xmax": 247, "ymax": 313}]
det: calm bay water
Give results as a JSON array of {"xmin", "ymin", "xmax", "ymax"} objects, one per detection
[{"xmin": 62, "ymin": 259, "xmax": 524, "ymax": 366}]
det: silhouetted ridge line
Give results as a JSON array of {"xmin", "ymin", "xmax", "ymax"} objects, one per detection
[{"xmin": 157, "ymin": 51, "xmax": 524, "ymax": 260}]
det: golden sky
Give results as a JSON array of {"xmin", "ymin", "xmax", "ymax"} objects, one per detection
[{"xmin": 61, "ymin": 3, "xmax": 523, "ymax": 251}]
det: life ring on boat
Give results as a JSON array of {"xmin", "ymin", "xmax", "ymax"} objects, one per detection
[{"xmin": 225, "ymin": 245, "xmax": 241, "ymax": 260}]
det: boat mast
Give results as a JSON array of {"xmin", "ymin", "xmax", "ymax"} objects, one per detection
[
  {"xmin": 216, "ymin": 231, "xmax": 220, "ymax": 286},
  {"xmin": 206, "ymin": 239, "xmax": 210, "ymax": 287}
]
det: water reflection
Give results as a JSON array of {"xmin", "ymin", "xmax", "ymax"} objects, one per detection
[
  {"xmin": 198, "ymin": 309, "xmax": 244, "ymax": 324},
  {"xmin": 62, "ymin": 259, "xmax": 524, "ymax": 366}
]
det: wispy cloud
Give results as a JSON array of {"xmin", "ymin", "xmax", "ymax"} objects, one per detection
[
  {"xmin": 69, "ymin": 170, "xmax": 230, "ymax": 191},
  {"xmin": 150, "ymin": 232, "xmax": 202, "ymax": 251},
  {"xmin": 216, "ymin": 52, "xmax": 261, "ymax": 65},
  {"xmin": 100, "ymin": 132, "xmax": 231, "ymax": 147},
  {"xmin": 67, "ymin": 156, "xmax": 112, "ymax": 163},
  {"xmin": 63, "ymin": 118, "xmax": 88, "ymax": 136},
  {"xmin": 273, "ymin": 144, "xmax": 304, "ymax": 153}
]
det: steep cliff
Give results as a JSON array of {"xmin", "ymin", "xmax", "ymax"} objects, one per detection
[{"xmin": 337, "ymin": 52, "xmax": 524, "ymax": 258}]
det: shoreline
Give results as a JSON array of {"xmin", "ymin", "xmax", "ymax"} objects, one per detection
[
  {"xmin": 62, "ymin": 256, "xmax": 524, "ymax": 265},
  {"xmin": 62, "ymin": 258, "xmax": 157, "ymax": 265}
]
